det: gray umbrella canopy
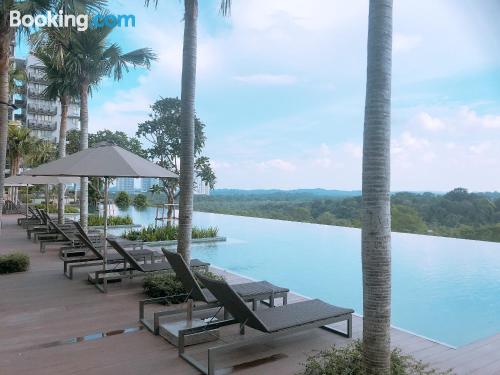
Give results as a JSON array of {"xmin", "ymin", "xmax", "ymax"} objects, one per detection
[
  {"xmin": 23, "ymin": 143, "xmax": 178, "ymax": 293},
  {"xmin": 4, "ymin": 175, "xmax": 80, "ymax": 186},
  {"xmin": 25, "ymin": 143, "xmax": 178, "ymax": 178}
]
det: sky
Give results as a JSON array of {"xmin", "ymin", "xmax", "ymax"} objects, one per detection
[{"xmin": 16, "ymin": 0, "xmax": 500, "ymax": 191}]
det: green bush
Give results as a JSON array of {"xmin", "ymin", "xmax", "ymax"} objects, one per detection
[
  {"xmin": 143, "ymin": 270, "xmax": 223, "ymax": 302},
  {"xmin": 114, "ymin": 191, "xmax": 131, "ymax": 207},
  {"xmin": 88, "ymin": 215, "xmax": 133, "ymax": 226},
  {"xmin": 34, "ymin": 203, "xmax": 79, "ymax": 213},
  {"xmin": 300, "ymin": 341, "xmax": 452, "ymax": 375},
  {"xmin": 124, "ymin": 225, "xmax": 218, "ymax": 242},
  {"xmin": 133, "ymin": 194, "xmax": 148, "ymax": 208},
  {"xmin": 0, "ymin": 253, "xmax": 30, "ymax": 274}
]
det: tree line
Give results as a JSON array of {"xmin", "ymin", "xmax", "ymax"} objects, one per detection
[{"xmin": 195, "ymin": 188, "xmax": 500, "ymax": 243}]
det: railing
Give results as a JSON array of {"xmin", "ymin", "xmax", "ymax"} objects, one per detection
[
  {"xmin": 27, "ymin": 104, "xmax": 57, "ymax": 116},
  {"xmin": 27, "ymin": 120, "xmax": 57, "ymax": 131},
  {"xmin": 28, "ymin": 73, "xmax": 47, "ymax": 84},
  {"xmin": 27, "ymin": 90, "xmax": 46, "ymax": 100}
]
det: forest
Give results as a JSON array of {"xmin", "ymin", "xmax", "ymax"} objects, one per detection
[{"xmin": 194, "ymin": 188, "xmax": 500, "ymax": 243}]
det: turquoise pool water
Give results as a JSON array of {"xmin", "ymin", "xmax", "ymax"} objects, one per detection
[{"xmin": 117, "ymin": 207, "xmax": 500, "ymax": 347}]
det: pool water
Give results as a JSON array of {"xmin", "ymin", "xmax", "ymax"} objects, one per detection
[{"xmin": 118, "ymin": 207, "xmax": 500, "ymax": 347}]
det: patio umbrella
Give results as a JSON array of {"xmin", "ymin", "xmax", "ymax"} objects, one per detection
[
  {"xmin": 25, "ymin": 142, "xmax": 178, "ymax": 292},
  {"xmin": 4, "ymin": 175, "xmax": 80, "ymax": 219}
]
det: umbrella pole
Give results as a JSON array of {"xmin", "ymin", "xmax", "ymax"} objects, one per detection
[
  {"xmin": 45, "ymin": 184, "xmax": 49, "ymax": 213},
  {"xmin": 103, "ymin": 177, "xmax": 109, "ymax": 293},
  {"xmin": 26, "ymin": 184, "xmax": 29, "ymax": 219}
]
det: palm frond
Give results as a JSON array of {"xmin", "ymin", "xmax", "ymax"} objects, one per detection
[{"xmin": 219, "ymin": 0, "xmax": 231, "ymax": 16}]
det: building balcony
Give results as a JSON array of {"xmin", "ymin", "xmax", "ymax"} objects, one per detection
[
  {"xmin": 27, "ymin": 120, "xmax": 57, "ymax": 132},
  {"xmin": 27, "ymin": 104, "xmax": 57, "ymax": 116},
  {"xmin": 28, "ymin": 76, "xmax": 48, "ymax": 84},
  {"xmin": 14, "ymin": 113, "xmax": 26, "ymax": 122},
  {"xmin": 27, "ymin": 90, "xmax": 46, "ymax": 100}
]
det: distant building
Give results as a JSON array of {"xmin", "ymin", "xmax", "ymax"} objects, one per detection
[
  {"xmin": 141, "ymin": 177, "xmax": 159, "ymax": 192},
  {"xmin": 14, "ymin": 55, "xmax": 80, "ymax": 143},
  {"xmin": 115, "ymin": 178, "xmax": 135, "ymax": 195},
  {"xmin": 194, "ymin": 174, "xmax": 211, "ymax": 196}
]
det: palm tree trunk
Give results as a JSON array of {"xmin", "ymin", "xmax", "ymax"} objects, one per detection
[
  {"xmin": 0, "ymin": 31, "xmax": 11, "ymax": 233},
  {"xmin": 79, "ymin": 81, "xmax": 89, "ymax": 230},
  {"xmin": 58, "ymin": 95, "xmax": 69, "ymax": 224},
  {"xmin": 361, "ymin": 1, "xmax": 393, "ymax": 374},
  {"xmin": 177, "ymin": 0, "xmax": 198, "ymax": 263}
]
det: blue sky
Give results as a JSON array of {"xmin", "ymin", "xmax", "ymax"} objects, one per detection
[{"xmin": 16, "ymin": 0, "xmax": 500, "ymax": 191}]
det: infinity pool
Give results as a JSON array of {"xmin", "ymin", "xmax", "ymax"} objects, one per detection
[{"xmin": 118, "ymin": 208, "xmax": 500, "ymax": 347}]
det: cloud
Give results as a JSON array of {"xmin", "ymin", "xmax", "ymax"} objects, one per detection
[
  {"xmin": 458, "ymin": 107, "xmax": 500, "ymax": 129},
  {"xmin": 233, "ymin": 74, "xmax": 298, "ymax": 85},
  {"xmin": 257, "ymin": 159, "xmax": 297, "ymax": 172},
  {"xmin": 415, "ymin": 112, "xmax": 447, "ymax": 131}
]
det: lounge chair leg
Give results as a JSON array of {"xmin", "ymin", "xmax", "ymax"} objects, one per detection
[
  {"xmin": 252, "ymin": 299, "xmax": 257, "ymax": 311},
  {"xmin": 347, "ymin": 316, "xmax": 352, "ymax": 338},
  {"xmin": 283, "ymin": 294, "xmax": 288, "ymax": 305},
  {"xmin": 187, "ymin": 299, "xmax": 193, "ymax": 321},
  {"xmin": 239, "ymin": 322, "xmax": 245, "ymax": 335},
  {"xmin": 270, "ymin": 296, "xmax": 275, "ymax": 307},
  {"xmin": 208, "ymin": 347, "xmax": 216, "ymax": 375}
]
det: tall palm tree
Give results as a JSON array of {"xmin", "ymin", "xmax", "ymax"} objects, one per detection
[
  {"xmin": 0, "ymin": 0, "xmax": 53, "ymax": 232},
  {"xmin": 0, "ymin": 0, "xmax": 101, "ymax": 231},
  {"xmin": 361, "ymin": 0, "xmax": 393, "ymax": 374},
  {"xmin": 144, "ymin": 0, "xmax": 230, "ymax": 262},
  {"xmin": 32, "ymin": 47, "xmax": 79, "ymax": 223},
  {"xmin": 42, "ymin": 26, "xmax": 156, "ymax": 229}
]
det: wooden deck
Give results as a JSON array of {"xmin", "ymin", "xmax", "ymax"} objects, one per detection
[{"xmin": 0, "ymin": 214, "xmax": 499, "ymax": 374}]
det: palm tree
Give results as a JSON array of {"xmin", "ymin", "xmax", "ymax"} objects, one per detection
[
  {"xmin": 361, "ymin": 0, "xmax": 393, "ymax": 374},
  {"xmin": 0, "ymin": 0, "xmax": 53, "ymax": 232},
  {"xmin": 42, "ymin": 26, "xmax": 156, "ymax": 229},
  {"xmin": 32, "ymin": 46, "xmax": 79, "ymax": 223},
  {"xmin": 1, "ymin": 0, "xmax": 102, "ymax": 231},
  {"xmin": 144, "ymin": 0, "xmax": 230, "ymax": 262},
  {"xmin": 8, "ymin": 63, "xmax": 26, "ymax": 96},
  {"xmin": 7, "ymin": 125, "xmax": 35, "ymax": 202},
  {"xmin": 7, "ymin": 125, "xmax": 35, "ymax": 176}
]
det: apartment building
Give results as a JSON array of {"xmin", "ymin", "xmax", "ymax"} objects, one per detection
[{"xmin": 14, "ymin": 55, "xmax": 80, "ymax": 143}]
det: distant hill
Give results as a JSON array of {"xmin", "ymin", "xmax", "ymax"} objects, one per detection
[{"xmin": 211, "ymin": 188, "xmax": 361, "ymax": 198}]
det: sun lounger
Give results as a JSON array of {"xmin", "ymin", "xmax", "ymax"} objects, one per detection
[
  {"xmin": 88, "ymin": 239, "xmax": 210, "ymax": 292},
  {"xmin": 18, "ymin": 206, "xmax": 40, "ymax": 226},
  {"xmin": 138, "ymin": 249, "xmax": 289, "ymax": 335},
  {"xmin": 63, "ymin": 229, "xmax": 160, "ymax": 279},
  {"xmin": 178, "ymin": 273, "xmax": 354, "ymax": 375},
  {"xmin": 38, "ymin": 220, "xmax": 84, "ymax": 253}
]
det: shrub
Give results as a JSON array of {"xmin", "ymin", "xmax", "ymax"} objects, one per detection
[
  {"xmin": 0, "ymin": 253, "xmax": 30, "ymax": 274},
  {"xmin": 88, "ymin": 215, "xmax": 133, "ymax": 226},
  {"xmin": 124, "ymin": 225, "xmax": 218, "ymax": 242},
  {"xmin": 133, "ymin": 194, "xmax": 148, "ymax": 208},
  {"xmin": 114, "ymin": 191, "xmax": 131, "ymax": 207},
  {"xmin": 143, "ymin": 270, "xmax": 223, "ymax": 302},
  {"xmin": 34, "ymin": 203, "xmax": 79, "ymax": 213},
  {"xmin": 300, "ymin": 341, "xmax": 452, "ymax": 375}
]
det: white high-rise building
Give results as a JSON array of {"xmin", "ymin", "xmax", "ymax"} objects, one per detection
[
  {"xmin": 115, "ymin": 178, "xmax": 135, "ymax": 195},
  {"xmin": 17, "ymin": 55, "xmax": 80, "ymax": 142}
]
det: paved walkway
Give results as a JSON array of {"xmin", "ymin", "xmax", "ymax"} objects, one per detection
[{"xmin": 0, "ymin": 214, "xmax": 498, "ymax": 374}]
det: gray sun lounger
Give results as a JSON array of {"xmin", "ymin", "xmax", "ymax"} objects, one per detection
[
  {"xmin": 18, "ymin": 206, "xmax": 40, "ymax": 226},
  {"xmin": 178, "ymin": 273, "xmax": 354, "ymax": 375},
  {"xmin": 89, "ymin": 239, "xmax": 210, "ymax": 292},
  {"xmin": 139, "ymin": 249, "xmax": 289, "ymax": 334},
  {"xmin": 63, "ymin": 227, "xmax": 160, "ymax": 279},
  {"xmin": 38, "ymin": 220, "xmax": 84, "ymax": 253}
]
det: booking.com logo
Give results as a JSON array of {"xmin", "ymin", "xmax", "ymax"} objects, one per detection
[{"xmin": 10, "ymin": 10, "xmax": 135, "ymax": 31}]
